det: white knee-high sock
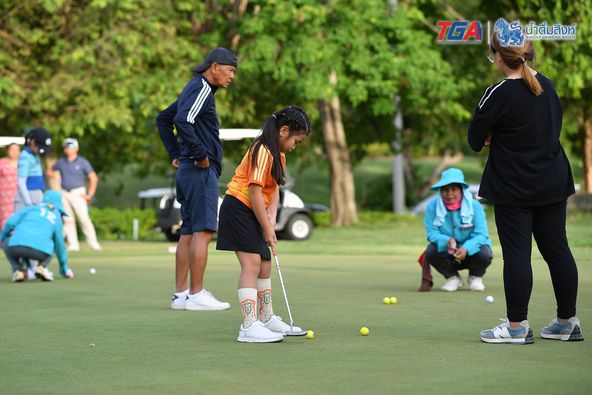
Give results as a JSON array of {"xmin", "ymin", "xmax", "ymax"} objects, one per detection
[
  {"xmin": 257, "ymin": 278, "xmax": 273, "ymax": 323},
  {"xmin": 238, "ymin": 288, "xmax": 258, "ymax": 328}
]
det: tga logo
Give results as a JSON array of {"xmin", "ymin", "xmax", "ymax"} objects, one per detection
[
  {"xmin": 435, "ymin": 18, "xmax": 577, "ymax": 45},
  {"xmin": 436, "ymin": 21, "xmax": 482, "ymax": 44}
]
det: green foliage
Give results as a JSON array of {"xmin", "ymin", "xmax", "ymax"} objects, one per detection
[
  {"xmin": 313, "ymin": 209, "xmax": 421, "ymax": 228},
  {"xmin": 0, "ymin": 0, "xmax": 250, "ymax": 175},
  {"xmin": 1, "ymin": 0, "xmax": 589, "ymax": 190},
  {"xmin": 88, "ymin": 207, "xmax": 158, "ymax": 240},
  {"xmin": 238, "ymin": 1, "xmax": 472, "ymax": 162},
  {"xmin": 310, "ymin": 211, "xmax": 331, "ymax": 228}
]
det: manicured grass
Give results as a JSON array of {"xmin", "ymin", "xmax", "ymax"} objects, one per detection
[{"xmin": 1, "ymin": 212, "xmax": 591, "ymax": 394}]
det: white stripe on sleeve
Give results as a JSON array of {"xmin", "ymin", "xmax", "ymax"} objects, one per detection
[
  {"xmin": 478, "ymin": 80, "xmax": 506, "ymax": 110},
  {"xmin": 186, "ymin": 82, "xmax": 211, "ymax": 124}
]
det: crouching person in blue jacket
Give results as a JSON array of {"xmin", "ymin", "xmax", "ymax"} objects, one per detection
[
  {"xmin": 0, "ymin": 190, "xmax": 73, "ymax": 282},
  {"xmin": 424, "ymin": 168, "xmax": 493, "ymax": 292}
]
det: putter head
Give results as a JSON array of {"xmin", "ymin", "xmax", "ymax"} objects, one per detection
[{"xmin": 285, "ymin": 329, "xmax": 308, "ymax": 336}]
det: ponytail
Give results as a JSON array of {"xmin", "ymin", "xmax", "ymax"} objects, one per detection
[
  {"xmin": 249, "ymin": 106, "xmax": 312, "ymax": 185},
  {"xmin": 522, "ymin": 62, "xmax": 542, "ymax": 96},
  {"xmin": 491, "ymin": 34, "xmax": 543, "ymax": 96}
]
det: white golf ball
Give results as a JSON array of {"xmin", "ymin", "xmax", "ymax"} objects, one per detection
[
  {"xmin": 486, "ymin": 295, "xmax": 494, "ymax": 303},
  {"xmin": 90, "ymin": 268, "xmax": 96, "ymax": 274}
]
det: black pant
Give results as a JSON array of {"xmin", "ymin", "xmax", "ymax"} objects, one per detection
[
  {"xmin": 425, "ymin": 243, "xmax": 492, "ymax": 279},
  {"xmin": 4, "ymin": 245, "xmax": 51, "ymax": 272},
  {"xmin": 494, "ymin": 201, "xmax": 578, "ymax": 322}
]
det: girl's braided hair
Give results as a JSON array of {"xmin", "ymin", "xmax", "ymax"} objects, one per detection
[{"xmin": 249, "ymin": 106, "xmax": 312, "ymax": 185}]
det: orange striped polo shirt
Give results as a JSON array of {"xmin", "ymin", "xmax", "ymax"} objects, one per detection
[{"xmin": 226, "ymin": 145, "xmax": 286, "ymax": 209}]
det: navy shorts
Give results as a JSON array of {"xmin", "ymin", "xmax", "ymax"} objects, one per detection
[
  {"xmin": 216, "ymin": 195, "xmax": 271, "ymax": 261},
  {"xmin": 175, "ymin": 162, "xmax": 218, "ymax": 234}
]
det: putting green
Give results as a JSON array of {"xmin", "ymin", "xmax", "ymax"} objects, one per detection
[{"xmin": 1, "ymin": 217, "xmax": 590, "ymax": 394}]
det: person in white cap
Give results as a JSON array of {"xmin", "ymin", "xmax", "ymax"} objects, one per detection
[{"xmin": 47, "ymin": 138, "xmax": 102, "ymax": 251}]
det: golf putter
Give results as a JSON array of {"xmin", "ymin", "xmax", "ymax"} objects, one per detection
[{"xmin": 273, "ymin": 253, "xmax": 307, "ymax": 336}]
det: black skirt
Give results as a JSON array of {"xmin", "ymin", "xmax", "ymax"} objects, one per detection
[{"xmin": 216, "ymin": 195, "xmax": 271, "ymax": 261}]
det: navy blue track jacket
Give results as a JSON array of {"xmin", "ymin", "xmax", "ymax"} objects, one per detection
[{"xmin": 156, "ymin": 75, "xmax": 223, "ymax": 176}]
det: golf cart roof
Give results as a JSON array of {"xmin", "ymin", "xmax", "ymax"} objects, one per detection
[
  {"xmin": 219, "ymin": 129, "xmax": 260, "ymax": 141},
  {"xmin": 138, "ymin": 188, "xmax": 174, "ymax": 199},
  {"xmin": 138, "ymin": 129, "xmax": 261, "ymax": 200},
  {"xmin": 0, "ymin": 136, "xmax": 25, "ymax": 147}
]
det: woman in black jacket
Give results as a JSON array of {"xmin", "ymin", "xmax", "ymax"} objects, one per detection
[{"xmin": 468, "ymin": 32, "xmax": 583, "ymax": 344}]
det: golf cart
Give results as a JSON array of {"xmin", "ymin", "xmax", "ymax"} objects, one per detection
[{"xmin": 140, "ymin": 129, "xmax": 325, "ymax": 242}]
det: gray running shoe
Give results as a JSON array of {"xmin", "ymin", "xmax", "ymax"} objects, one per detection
[
  {"xmin": 480, "ymin": 318, "xmax": 534, "ymax": 344},
  {"xmin": 541, "ymin": 316, "xmax": 584, "ymax": 341}
]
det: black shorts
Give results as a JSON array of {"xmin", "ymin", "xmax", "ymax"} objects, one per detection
[{"xmin": 216, "ymin": 195, "xmax": 271, "ymax": 261}]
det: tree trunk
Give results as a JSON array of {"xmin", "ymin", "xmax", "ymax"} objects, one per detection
[
  {"xmin": 318, "ymin": 71, "xmax": 358, "ymax": 226},
  {"xmin": 581, "ymin": 112, "xmax": 592, "ymax": 194}
]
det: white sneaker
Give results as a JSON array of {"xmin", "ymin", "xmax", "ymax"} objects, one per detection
[
  {"xmin": 263, "ymin": 315, "xmax": 303, "ymax": 335},
  {"xmin": 184, "ymin": 289, "xmax": 230, "ymax": 311},
  {"xmin": 468, "ymin": 276, "xmax": 485, "ymax": 291},
  {"xmin": 34, "ymin": 266, "xmax": 54, "ymax": 281},
  {"xmin": 88, "ymin": 242, "xmax": 102, "ymax": 251},
  {"xmin": 170, "ymin": 291, "xmax": 188, "ymax": 310},
  {"xmin": 237, "ymin": 320, "xmax": 284, "ymax": 343},
  {"xmin": 12, "ymin": 271, "xmax": 26, "ymax": 283},
  {"xmin": 68, "ymin": 245, "xmax": 80, "ymax": 252},
  {"xmin": 441, "ymin": 275, "xmax": 463, "ymax": 292}
]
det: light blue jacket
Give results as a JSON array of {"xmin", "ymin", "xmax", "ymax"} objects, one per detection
[
  {"xmin": 0, "ymin": 203, "xmax": 69, "ymax": 275},
  {"xmin": 424, "ymin": 198, "xmax": 491, "ymax": 256}
]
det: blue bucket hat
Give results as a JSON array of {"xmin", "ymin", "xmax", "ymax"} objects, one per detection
[
  {"xmin": 42, "ymin": 190, "xmax": 68, "ymax": 216},
  {"xmin": 431, "ymin": 168, "xmax": 469, "ymax": 190}
]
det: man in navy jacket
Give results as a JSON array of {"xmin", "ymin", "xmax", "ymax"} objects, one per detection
[{"xmin": 157, "ymin": 47, "xmax": 237, "ymax": 311}]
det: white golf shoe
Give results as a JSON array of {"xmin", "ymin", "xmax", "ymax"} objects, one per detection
[
  {"xmin": 441, "ymin": 275, "xmax": 462, "ymax": 292},
  {"xmin": 12, "ymin": 270, "xmax": 26, "ymax": 283},
  {"xmin": 237, "ymin": 320, "xmax": 284, "ymax": 343},
  {"xmin": 263, "ymin": 315, "xmax": 303, "ymax": 335},
  {"xmin": 170, "ymin": 291, "xmax": 188, "ymax": 310},
  {"xmin": 184, "ymin": 289, "xmax": 230, "ymax": 311},
  {"xmin": 34, "ymin": 266, "xmax": 54, "ymax": 282},
  {"xmin": 468, "ymin": 276, "xmax": 485, "ymax": 291}
]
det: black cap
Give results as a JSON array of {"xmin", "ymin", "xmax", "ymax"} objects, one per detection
[
  {"xmin": 25, "ymin": 127, "xmax": 52, "ymax": 155},
  {"xmin": 193, "ymin": 47, "xmax": 238, "ymax": 73}
]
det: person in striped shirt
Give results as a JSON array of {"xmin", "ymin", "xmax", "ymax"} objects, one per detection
[
  {"xmin": 217, "ymin": 106, "xmax": 311, "ymax": 343},
  {"xmin": 156, "ymin": 47, "xmax": 237, "ymax": 311}
]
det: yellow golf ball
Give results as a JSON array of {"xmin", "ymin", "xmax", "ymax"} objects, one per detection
[
  {"xmin": 390, "ymin": 296, "xmax": 398, "ymax": 304},
  {"xmin": 306, "ymin": 330, "xmax": 314, "ymax": 339},
  {"xmin": 360, "ymin": 327, "xmax": 369, "ymax": 336},
  {"xmin": 383, "ymin": 297, "xmax": 391, "ymax": 304}
]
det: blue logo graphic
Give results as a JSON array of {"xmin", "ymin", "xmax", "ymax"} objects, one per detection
[{"xmin": 494, "ymin": 18, "xmax": 524, "ymax": 46}]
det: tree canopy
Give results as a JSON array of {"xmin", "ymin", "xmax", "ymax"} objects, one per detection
[{"xmin": 1, "ymin": 0, "xmax": 590, "ymax": 195}]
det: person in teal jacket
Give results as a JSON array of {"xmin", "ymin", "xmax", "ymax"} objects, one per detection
[
  {"xmin": 424, "ymin": 168, "xmax": 492, "ymax": 292},
  {"xmin": 1, "ymin": 190, "xmax": 73, "ymax": 282}
]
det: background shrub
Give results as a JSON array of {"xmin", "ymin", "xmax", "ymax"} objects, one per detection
[{"xmin": 88, "ymin": 208, "xmax": 160, "ymax": 241}]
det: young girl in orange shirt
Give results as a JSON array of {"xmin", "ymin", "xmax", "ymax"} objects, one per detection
[{"xmin": 217, "ymin": 106, "xmax": 311, "ymax": 343}]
